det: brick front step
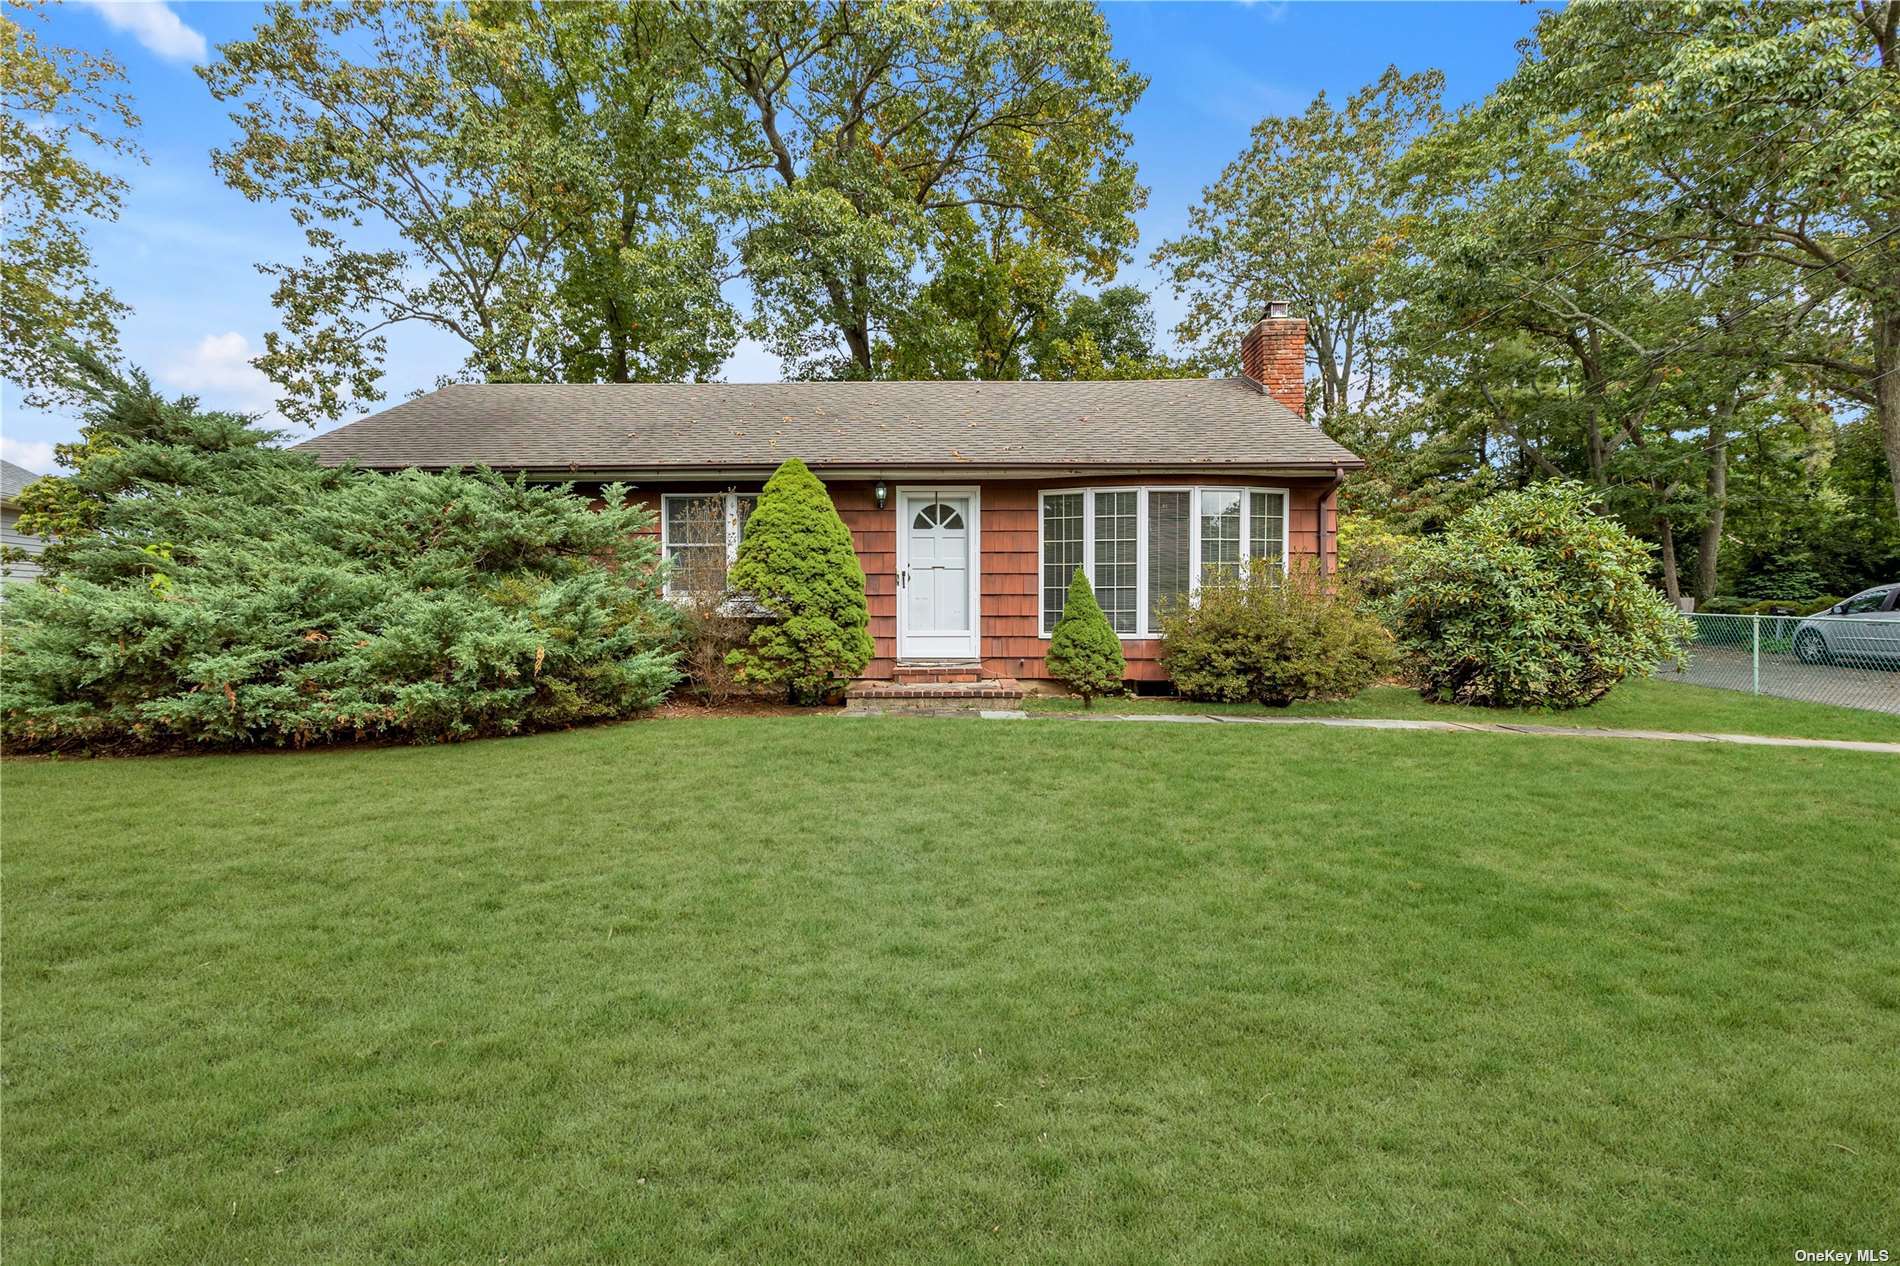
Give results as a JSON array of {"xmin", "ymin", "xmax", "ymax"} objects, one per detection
[
  {"xmin": 892, "ymin": 660, "xmax": 988, "ymax": 685},
  {"xmin": 845, "ymin": 678, "xmax": 1026, "ymax": 714},
  {"xmin": 848, "ymin": 681, "xmax": 1024, "ymax": 700}
]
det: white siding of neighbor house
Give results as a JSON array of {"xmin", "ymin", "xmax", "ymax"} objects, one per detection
[{"xmin": 2, "ymin": 506, "xmax": 46, "ymax": 586}]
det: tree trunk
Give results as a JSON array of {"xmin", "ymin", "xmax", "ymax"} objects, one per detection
[
  {"xmin": 605, "ymin": 187, "xmax": 637, "ymax": 383},
  {"xmin": 1657, "ymin": 515, "xmax": 1681, "ymax": 604},
  {"xmin": 1694, "ymin": 395, "xmax": 1735, "ymax": 604},
  {"xmin": 1878, "ymin": 302, "xmax": 1900, "ymax": 523},
  {"xmin": 606, "ymin": 298, "xmax": 630, "ymax": 383}
]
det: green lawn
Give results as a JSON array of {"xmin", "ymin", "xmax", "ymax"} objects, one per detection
[
  {"xmin": 1025, "ymin": 676, "xmax": 1900, "ymax": 742},
  {"xmin": 4, "ymin": 718, "xmax": 1896, "ymax": 1262}
]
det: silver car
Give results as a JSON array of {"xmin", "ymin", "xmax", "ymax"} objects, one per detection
[{"xmin": 1792, "ymin": 584, "xmax": 1900, "ymax": 666}]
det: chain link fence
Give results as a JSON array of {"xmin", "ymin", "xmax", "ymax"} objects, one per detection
[{"xmin": 1657, "ymin": 613, "xmax": 1900, "ymax": 714}]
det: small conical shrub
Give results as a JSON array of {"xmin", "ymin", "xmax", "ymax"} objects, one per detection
[
  {"xmin": 727, "ymin": 458, "xmax": 873, "ymax": 704},
  {"xmin": 1047, "ymin": 568, "xmax": 1125, "ymax": 706}
]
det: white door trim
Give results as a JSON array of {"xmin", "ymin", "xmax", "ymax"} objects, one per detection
[{"xmin": 895, "ymin": 485, "xmax": 982, "ymax": 659}]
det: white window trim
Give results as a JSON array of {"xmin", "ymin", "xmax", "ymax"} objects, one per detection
[
  {"xmin": 660, "ymin": 491, "xmax": 757, "ymax": 599},
  {"xmin": 1037, "ymin": 485, "xmax": 1292, "ymax": 640}
]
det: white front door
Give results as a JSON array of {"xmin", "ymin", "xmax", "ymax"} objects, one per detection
[{"xmin": 897, "ymin": 487, "xmax": 980, "ymax": 659}]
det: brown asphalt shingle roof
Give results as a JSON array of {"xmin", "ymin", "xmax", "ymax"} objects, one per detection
[{"xmin": 293, "ymin": 377, "xmax": 1362, "ymax": 473}]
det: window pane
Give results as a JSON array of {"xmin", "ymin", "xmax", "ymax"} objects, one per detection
[
  {"xmin": 1147, "ymin": 490, "xmax": 1190, "ymax": 628},
  {"xmin": 1200, "ymin": 490, "xmax": 1242, "ymax": 583},
  {"xmin": 1042, "ymin": 493, "xmax": 1084, "ymax": 630},
  {"xmin": 735, "ymin": 495, "xmax": 756, "ymax": 541},
  {"xmin": 1093, "ymin": 491, "xmax": 1138, "ymax": 634},
  {"xmin": 666, "ymin": 495, "xmax": 727, "ymax": 545},
  {"xmin": 666, "ymin": 543, "xmax": 727, "ymax": 594},
  {"xmin": 1249, "ymin": 491, "xmax": 1286, "ymax": 572},
  {"xmin": 665, "ymin": 496, "xmax": 731, "ymax": 596}
]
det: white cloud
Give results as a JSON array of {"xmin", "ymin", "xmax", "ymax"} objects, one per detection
[
  {"xmin": 0, "ymin": 437, "xmax": 57, "ymax": 474},
  {"xmin": 82, "ymin": 2, "xmax": 208, "ymax": 65},
  {"xmin": 161, "ymin": 331, "xmax": 280, "ymax": 419}
]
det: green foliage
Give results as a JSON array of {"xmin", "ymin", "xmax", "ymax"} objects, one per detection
[
  {"xmin": 1025, "ymin": 285, "xmax": 1201, "ymax": 381},
  {"xmin": 0, "ymin": 363, "xmax": 678, "ymax": 753},
  {"xmin": 1383, "ymin": 484, "xmax": 1692, "ymax": 710},
  {"xmin": 1512, "ymin": 1, "xmax": 1899, "ymax": 523},
  {"xmin": 879, "ymin": 226, "xmax": 1193, "ymax": 383},
  {"xmin": 702, "ymin": 1, "xmax": 1147, "ymax": 380},
  {"xmin": 1159, "ymin": 562, "xmax": 1396, "ymax": 706},
  {"xmin": 1335, "ymin": 515, "xmax": 1413, "ymax": 600},
  {"xmin": 1154, "ymin": 66, "xmax": 1443, "ymax": 422},
  {"xmin": 725, "ymin": 459, "xmax": 872, "ymax": 705},
  {"xmin": 1731, "ymin": 596, "xmax": 1843, "ymax": 618},
  {"xmin": 1366, "ymin": 0, "xmax": 1900, "ymax": 602},
  {"xmin": 201, "ymin": 1, "xmax": 737, "ymax": 425},
  {"xmin": 14, "ymin": 348, "xmax": 181, "ymax": 541},
  {"xmin": 204, "ymin": 1, "xmax": 1148, "ymax": 405},
  {"xmin": 1, "ymin": 8, "xmax": 143, "ymax": 405},
  {"xmin": 1046, "ymin": 569, "xmax": 1124, "ymax": 705}
]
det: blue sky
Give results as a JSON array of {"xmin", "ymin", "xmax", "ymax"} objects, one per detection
[{"xmin": 1, "ymin": 0, "xmax": 1547, "ymax": 472}]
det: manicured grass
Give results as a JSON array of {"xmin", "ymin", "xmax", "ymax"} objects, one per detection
[
  {"xmin": 1025, "ymin": 676, "xmax": 1900, "ymax": 742},
  {"xmin": 4, "ymin": 718, "xmax": 1896, "ymax": 1262}
]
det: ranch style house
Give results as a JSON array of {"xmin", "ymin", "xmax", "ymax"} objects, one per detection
[{"xmin": 298, "ymin": 306, "xmax": 1363, "ymax": 692}]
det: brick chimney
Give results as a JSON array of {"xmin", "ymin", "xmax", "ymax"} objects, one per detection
[{"xmin": 1240, "ymin": 300, "xmax": 1308, "ymax": 418}]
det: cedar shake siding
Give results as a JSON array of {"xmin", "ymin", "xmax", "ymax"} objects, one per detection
[{"xmin": 610, "ymin": 473, "xmax": 1340, "ymax": 683}]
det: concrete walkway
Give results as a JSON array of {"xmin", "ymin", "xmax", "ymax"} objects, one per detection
[{"xmin": 974, "ymin": 709, "xmax": 1900, "ymax": 754}]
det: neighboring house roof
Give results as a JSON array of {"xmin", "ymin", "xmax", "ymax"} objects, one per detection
[
  {"xmin": 293, "ymin": 378, "xmax": 1363, "ymax": 476},
  {"xmin": 2, "ymin": 459, "xmax": 43, "ymax": 509}
]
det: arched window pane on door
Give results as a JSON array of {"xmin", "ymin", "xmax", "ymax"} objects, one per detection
[{"xmin": 912, "ymin": 502, "xmax": 965, "ymax": 531}]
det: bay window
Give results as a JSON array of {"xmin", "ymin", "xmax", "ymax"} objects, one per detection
[{"xmin": 1040, "ymin": 486, "xmax": 1289, "ymax": 638}]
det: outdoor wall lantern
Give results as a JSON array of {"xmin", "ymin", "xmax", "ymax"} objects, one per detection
[{"xmin": 874, "ymin": 480, "xmax": 888, "ymax": 510}]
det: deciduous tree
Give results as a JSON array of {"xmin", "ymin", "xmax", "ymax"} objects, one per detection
[
  {"xmin": 694, "ymin": 0, "xmax": 1147, "ymax": 380},
  {"xmin": 1154, "ymin": 67, "xmax": 1442, "ymax": 424},
  {"xmin": 1, "ymin": 5, "xmax": 143, "ymax": 405},
  {"xmin": 202, "ymin": 1, "xmax": 737, "ymax": 426},
  {"xmin": 1456, "ymin": 0, "xmax": 1900, "ymax": 517}
]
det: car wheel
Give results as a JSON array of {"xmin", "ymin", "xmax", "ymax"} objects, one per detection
[{"xmin": 1794, "ymin": 629, "xmax": 1830, "ymax": 665}]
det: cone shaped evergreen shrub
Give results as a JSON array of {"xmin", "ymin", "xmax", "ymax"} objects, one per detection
[
  {"xmin": 1047, "ymin": 568, "xmax": 1125, "ymax": 705},
  {"xmin": 726, "ymin": 458, "xmax": 873, "ymax": 704}
]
